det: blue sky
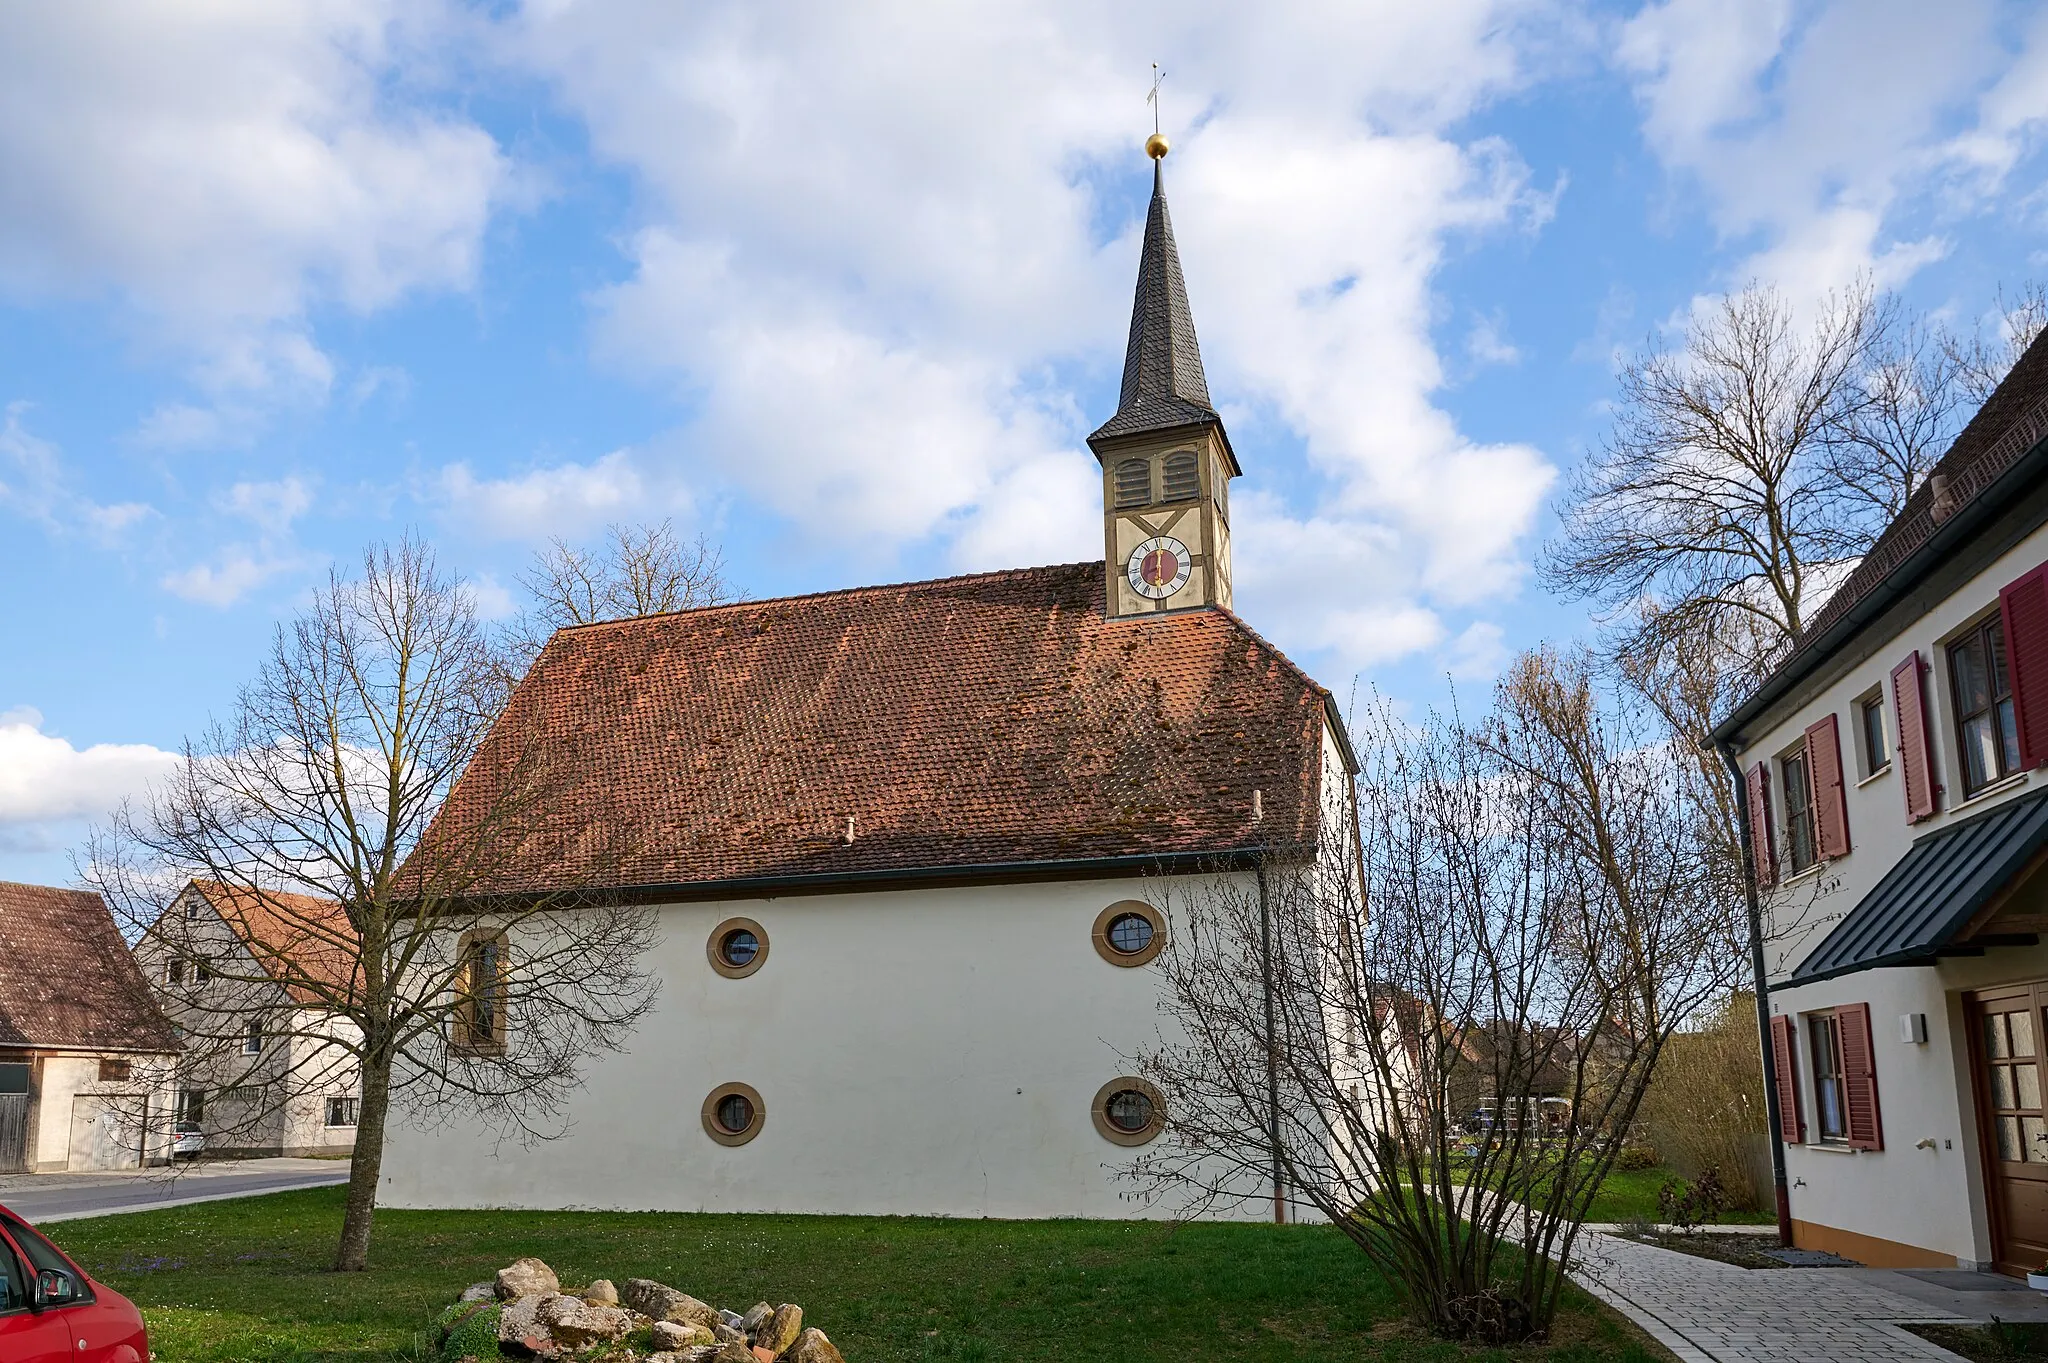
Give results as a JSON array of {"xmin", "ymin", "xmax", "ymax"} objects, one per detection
[{"xmin": 3, "ymin": 0, "xmax": 2047, "ymax": 884}]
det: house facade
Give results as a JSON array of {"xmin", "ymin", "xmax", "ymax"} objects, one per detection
[
  {"xmin": 0, "ymin": 882, "xmax": 179, "ymax": 1172},
  {"xmin": 1715, "ymin": 330, "xmax": 2048, "ymax": 1271},
  {"xmin": 135, "ymin": 881, "xmax": 363, "ymax": 1159},
  {"xmin": 379, "ymin": 145, "xmax": 1358, "ymax": 1220}
]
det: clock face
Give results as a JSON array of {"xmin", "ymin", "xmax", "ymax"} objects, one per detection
[{"xmin": 1127, "ymin": 536, "xmax": 1193, "ymax": 600}]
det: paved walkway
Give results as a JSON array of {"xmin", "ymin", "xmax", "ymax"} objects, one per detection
[
  {"xmin": 0, "ymin": 1156, "xmax": 349, "ymax": 1223},
  {"xmin": 1569, "ymin": 1228, "xmax": 2048, "ymax": 1362}
]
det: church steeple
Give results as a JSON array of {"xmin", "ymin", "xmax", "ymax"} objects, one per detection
[
  {"xmin": 1089, "ymin": 139, "xmax": 1239, "ymax": 620},
  {"xmin": 1088, "ymin": 160, "xmax": 1223, "ymax": 449}
]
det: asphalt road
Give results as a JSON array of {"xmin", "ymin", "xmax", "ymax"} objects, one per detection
[{"xmin": 0, "ymin": 1157, "xmax": 350, "ymax": 1224}]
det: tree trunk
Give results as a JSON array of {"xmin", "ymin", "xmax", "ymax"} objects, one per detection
[{"xmin": 333, "ymin": 1051, "xmax": 393, "ymax": 1272}]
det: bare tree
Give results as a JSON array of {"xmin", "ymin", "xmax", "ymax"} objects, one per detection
[
  {"xmin": 1544, "ymin": 282, "xmax": 1885, "ymax": 678},
  {"xmin": 1135, "ymin": 665, "xmax": 1738, "ymax": 1343},
  {"xmin": 1948, "ymin": 282, "xmax": 2048, "ymax": 406},
  {"xmin": 86, "ymin": 539, "xmax": 658, "ymax": 1271},
  {"xmin": 506, "ymin": 521, "xmax": 734, "ymax": 672},
  {"xmin": 1550, "ymin": 278, "xmax": 2045, "ymax": 694}
]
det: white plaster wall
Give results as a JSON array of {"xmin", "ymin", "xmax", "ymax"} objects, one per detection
[
  {"xmin": 381, "ymin": 872, "xmax": 1265, "ymax": 1219},
  {"xmin": 1736, "ymin": 520, "xmax": 2048, "ymax": 1262},
  {"xmin": 34, "ymin": 1057, "xmax": 97, "ymax": 1171}
]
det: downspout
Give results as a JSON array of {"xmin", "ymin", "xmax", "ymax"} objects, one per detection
[
  {"xmin": 1718, "ymin": 737, "xmax": 1794, "ymax": 1248},
  {"xmin": 1258, "ymin": 856, "xmax": 1283, "ymax": 1223}
]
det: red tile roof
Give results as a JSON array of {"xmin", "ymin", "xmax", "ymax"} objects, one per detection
[
  {"xmin": 188, "ymin": 881, "xmax": 357, "ymax": 1006},
  {"xmin": 0, "ymin": 882, "xmax": 179, "ymax": 1053},
  {"xmin": 429, "ymin": 562, "xmax": 1341, "ymax": 897}
]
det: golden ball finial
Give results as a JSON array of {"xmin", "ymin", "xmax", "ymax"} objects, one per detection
[{"xmin": 1145, "ymin": 132, "xmax": 1170, "ymax": 160}]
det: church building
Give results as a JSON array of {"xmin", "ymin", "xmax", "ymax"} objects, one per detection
[{"xmin": 380, "ymin": 144, "xmax": 1356, "ymax": 1219}]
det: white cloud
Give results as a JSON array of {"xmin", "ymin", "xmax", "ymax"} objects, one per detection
[
  {"xmin": 160, "ymin": 553, "xmax": 309, "ymax": 608},
  {"xmin": 1617, "ymin": 0, "xmax": 2005, "ymax": 296},
  {"xmin": 0, "ymin": 3, "xmax": 509, "ymax": 398},
  {"xmin": 0, "ymin": 707, "xmax": 178, "ymax": 840},
  {"xmin": 519, "ymin": 0, "xmax": 1565, "ymax": 672},
  {"xmin": 1445, "ymin": 620, "xmax": 1509, "ymax": 680},
  {"xmin": 0, "ymin": 403, "xmax": 154, "ymax": 542},
  {"xmin": 219, "ymin": 477, "xmax": 315, "ymax": 534},
  {"xmin": 437, "ymin": 449, "xmax": 669, "ymax": 541}
]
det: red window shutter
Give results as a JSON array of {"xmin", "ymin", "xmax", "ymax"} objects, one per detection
[
  {"xmin": 2000, "ymin": 564, "xmax": 2048, "ymax": 769},
  {"xmin": 1746, "ymin": 761, "xmax": 1777, "ymax": 888},
  {"xmin": 1769, "ymin": 1014, "xmax": 1803, "ymax": 1145},
  {"xmin": 1892, "ymin": 652, "xmax": 1937, "ymax": 822},
  {"xmin": 1805, "ymin": 713, "xmax": 1851, "ymax": 859},
  {"xmin": 1838, "ymin": 1002, "xmax": 1883, "ymax": 1151}
]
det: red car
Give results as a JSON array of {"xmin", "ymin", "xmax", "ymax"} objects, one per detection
[{"xmin": 0, "ymin": 1202, "xmax": 148, "ymax": 1362}]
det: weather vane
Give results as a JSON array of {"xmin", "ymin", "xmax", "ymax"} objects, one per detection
[{"xmin": 1145, "ymin": 63, "xmax": 1169, "ymax": 160}]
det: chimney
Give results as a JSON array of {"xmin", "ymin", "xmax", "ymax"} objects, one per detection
[{"xmin": 1930, "ymin": 472, "xmax": 1956, "ymax": 524}]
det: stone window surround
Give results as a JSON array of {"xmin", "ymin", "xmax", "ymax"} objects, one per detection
[
  {"xmin": 707, "ymin": 917, "xmax": 769, "ymax": 980},
  {"xmin": 1092, "ymin": 1077, "xmax": 1165, "ymax": 1147},
  {"xmin": 1092, "ymin": 900, "xmax": 1166, "ymax": 968},
  {"xmin": 701, "ymin": 1081, "xmax": 765, "ymax": 1147}
]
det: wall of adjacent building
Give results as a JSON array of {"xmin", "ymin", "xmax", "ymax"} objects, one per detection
[
  {"xmin": 381, "ymin": 870, "xmax": 1278, "ymax": 1220},
  {"xmin": 1736, "ymin": 517, "xmax": 2048, "ymax": 1266}
]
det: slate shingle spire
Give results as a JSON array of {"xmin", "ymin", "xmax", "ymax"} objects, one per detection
[{"xmin": 1087, "ymin": 159, "xmax": 1231, "ymax": 457}]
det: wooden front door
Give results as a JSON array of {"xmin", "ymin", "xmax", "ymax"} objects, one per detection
[{"xmin": 1970, "ymin": 985, "xmax": 2048, "ymax": 1274}]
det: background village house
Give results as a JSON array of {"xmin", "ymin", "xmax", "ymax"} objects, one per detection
[
  {"xmin": 0, "ymin": 881, "xmax": 179, "ymax": 1172},
  {"xmin": 134, "ymin": 880, "xmax": 362, "ymax": 1160},
  {"xmin": 1717, "ymin": 326, "xmax": 2048, "ymax": 1272},
  {"xmin": 379, "ymin": 144, "xmax": 1360, "ymax": 1221}
]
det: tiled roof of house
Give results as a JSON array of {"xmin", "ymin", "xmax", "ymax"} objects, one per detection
[
  {"xmin": 0, "ymin": 882, "xmax": 179, "ymax": 1052},
  {"xmin": 188, "ymin": 881, "xmax": 357, "ymax": 1006},
  {"xmin": 1718, "ymin": 328, "xmax": 2048, "ymax": 742},
  {"xmin": 426, "ymin": 562, "xmax": 1340, "ymax": 898}
]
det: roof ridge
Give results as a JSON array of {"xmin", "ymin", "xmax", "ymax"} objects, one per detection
[
  {"xmin": 0, "ymin": 879, "xmax": 95, "ymax": 895},
  {"xmin": 550, "ymin": 560, "xmax": 1106, "ymax": 635}
]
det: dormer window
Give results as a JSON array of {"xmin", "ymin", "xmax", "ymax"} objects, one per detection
[
  {"xmin": 1162, "ymin": 451, "xmax": 1199, "ymax": 502},
  {"xmin": 1114, "ymin": 459, "xmax": 1151, "ymax": 508}
]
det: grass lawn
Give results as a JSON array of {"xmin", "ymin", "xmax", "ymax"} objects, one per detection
[
  {"xmin": 45, "ymin": 1185, "xmax": 1670, "ymax": 1363},
  {"xmin": 1584, "ymin": 1167, "xmax": 1772, "ymax": 1226}
]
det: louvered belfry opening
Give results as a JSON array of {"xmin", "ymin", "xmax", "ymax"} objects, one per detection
[
  {"xmin": 1162, "ymin": 451, "xmax": 1199, "ymax": 502},
  {"xmin": 1114, "ymin": 459, "xmax": 1151, "ymax": 508}
]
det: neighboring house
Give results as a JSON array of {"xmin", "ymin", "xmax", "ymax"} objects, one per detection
[
  {"xmin": 136, "ymin": 880, "xmax": 362, "ymax": 1159},
  {"xmin": 1714, "ymin": 328, "xmax": 2048, "ymax": 1271},
  {"xmin": 379, "ymin": 149, "xmax": 1359, "ymax": 1220},
  {"xmin": 0, "ymin": 882, "xmax": 179, "ymax": 1172}
]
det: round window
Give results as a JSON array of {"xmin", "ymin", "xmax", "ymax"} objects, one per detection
[
  {"xmin": 706, "ymin": 917, "xmax": 768, "ymax": 978},
  {"xmin": 1092, "ymin": 901, "xmax": 1165, "ymax": 967},
  {"xmin": 1105, "ymin": 1088, "xmax": 1154, "ymax": 1132},
  {"xmin": 701, "ymin": 1082, "xmax": 764, "ymax": 1146},
  {"xmin": 1105, "ymin": 913, "xmax": 1154, "ymax": 956},
  {"xmin": 716, "ymin": 1091, "xmax": 754, "ymax": 1134},
  {"xmin": 719, "ymin": 928, "xmax": 759, "ymax": 968},
  {"xmin": 1092, "ymin": 1077, "xmax": 1165, "ymax": 1146}
]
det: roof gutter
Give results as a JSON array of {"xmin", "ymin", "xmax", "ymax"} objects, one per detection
[
  {"xmin": 457, "ymin": 845, "xmax": 1289, "ymax": 912},
  {"xmin": 1714, "ymin": 433, "xmax": 2048, "ymax": 748}
]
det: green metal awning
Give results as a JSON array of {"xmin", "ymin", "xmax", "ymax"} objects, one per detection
[{"xmin": 1791, "ymin": 786, "xmax": 2048, "ymax": 985}]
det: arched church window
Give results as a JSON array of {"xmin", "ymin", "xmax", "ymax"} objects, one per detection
[
  {"xmin": 1162, "ymin": 451, "xmax": 1199, "ymax": 502},
  {"xmin": 1114, "ymin": 459, "xmax": 1152, "ymax": 508}
]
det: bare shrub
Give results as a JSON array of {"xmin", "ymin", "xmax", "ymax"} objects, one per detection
[
  {"xmin": 1134, "ymin": 658, "xmax": 1740, "ymax": 1344},
  {"xmin": 1639, "ymin": 992, "xmax": 1769, "ymax": 1210}
]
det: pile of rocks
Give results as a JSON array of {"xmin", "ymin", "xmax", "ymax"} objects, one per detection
[{"xmin": 435, "ymin": 1256, "xmax": 846, "ymax": 1362}]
